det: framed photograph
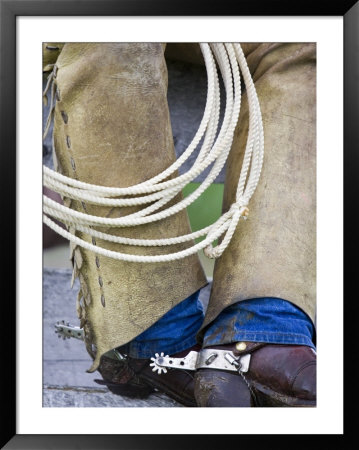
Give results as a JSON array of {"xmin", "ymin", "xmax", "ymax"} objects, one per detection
[{"xmin": 1, "ymin": 0, "xmax": 355, "ymax": 448}]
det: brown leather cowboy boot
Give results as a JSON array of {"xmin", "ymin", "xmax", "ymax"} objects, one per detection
[
  {"xmin": 194, "ymin": 342, "xmax": 316, "ymax": 407},
  {"xmin": 94, "ymin": 345, "xmax": 200, "ymax": 406}
]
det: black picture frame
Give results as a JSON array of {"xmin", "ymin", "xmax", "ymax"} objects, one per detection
[{"xmin": 1, "ymin": 0, "xmax": 356, "ymax": 448}]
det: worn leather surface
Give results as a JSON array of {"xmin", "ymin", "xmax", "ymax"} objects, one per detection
[
  {"xmin": 194, "ymin": 342, "xmax": 316, "ymax": 407},
  {"xmin": 245, "ymin": 343, "xmax": 316, "ymax": 400},
  {"xmin": 95, "ymin": 355, "xmax": 155, "ymax": 398},
  {"xmin": 95, "ymin": 345, "xmax": 199, "ymax": 406},
  {"xmin": 200, "ymin": 43, "xmax": 317, "ymax": 336},
  {"xmin": 50, "ymin": 43, "xmax": 207, "ymax": 371},
  {"xmin": 194, "ymin": 369, "xmax": 253, "ymax": 407},
  {"xmin": 130, "ymin": 349, "xmax": 197, "ymax": 407}
]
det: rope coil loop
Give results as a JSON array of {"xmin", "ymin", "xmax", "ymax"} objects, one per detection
[{"xmin": 43, "ymin": 43, "xmax": 264, "ymax": 263}]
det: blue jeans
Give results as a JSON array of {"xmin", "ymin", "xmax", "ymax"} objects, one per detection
[
  {"xmin": 123, "ymin": 291, "xmax": 204, "ymax": 358},
  {"xmin": 122, "ymin": 290, "xmax": 316, "ymax": 359},
  {"xmin": 202, "ymin": 297, "xmax": 315, "ymax": 350}
]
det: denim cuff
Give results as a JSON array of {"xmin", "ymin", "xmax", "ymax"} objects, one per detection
[
  {"xmin": 202, "ymin": 297, "xmax": 316, "ymax": 350},
  {"xmin": 127, "ymin": 334, "xmax": 198, "ymax": 359},
  {"xmin": 202, "ymin": 330, "xmax": 315, "ymax": 350}
]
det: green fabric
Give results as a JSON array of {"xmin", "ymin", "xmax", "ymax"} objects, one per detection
[{"xmin": 183, "ymin": 183, "xmax": 224, "ymax": 244}]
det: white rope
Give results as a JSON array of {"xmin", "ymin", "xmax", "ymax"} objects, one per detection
[{"xmin": 43, "ymin": 43, "xmax": 264, "ymax": 262}]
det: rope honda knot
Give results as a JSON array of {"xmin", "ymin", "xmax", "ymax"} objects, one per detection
[
  {"xmin": 203, "ymin": 205, "xmax": 245, "ymax": 260},
  {"xmin": 229, "ymin": 203, "xmax": 249, "ymax": 219},
  {"xmin": 203, "ymin": 244, "xmax": 223, "ymax": 259}
]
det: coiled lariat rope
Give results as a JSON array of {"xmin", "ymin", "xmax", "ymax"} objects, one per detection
[{"xmin": 43, "ymin": 43, "xmax": 264, "ymax": 263}]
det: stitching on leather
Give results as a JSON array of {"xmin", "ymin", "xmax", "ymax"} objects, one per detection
[
  {"xmin": 50, "ymin": 65, "xmax": 105, "ymax": 360},
  {"xmin": 66, "ymin": 135, "xmax": 71, "ymax": 149},
  {"xmin": 70, "ymin": 157, "xmax": 76, "ymax": 171},
  {"xmin": 61, "ymin": 111, "xmax": 68, "ymax": 124},
  {"xmin": 60, "ymin": 100, "xmax": 106, "ymax": 308}
]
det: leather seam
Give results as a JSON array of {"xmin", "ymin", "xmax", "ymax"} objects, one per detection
[
  {"xmin": 289, "ymin": 360, "xmax": 316, "ymax": 394},
  {"xmin": 58, "ymin": 93, "xmax": 107, "ymax": 309}
]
